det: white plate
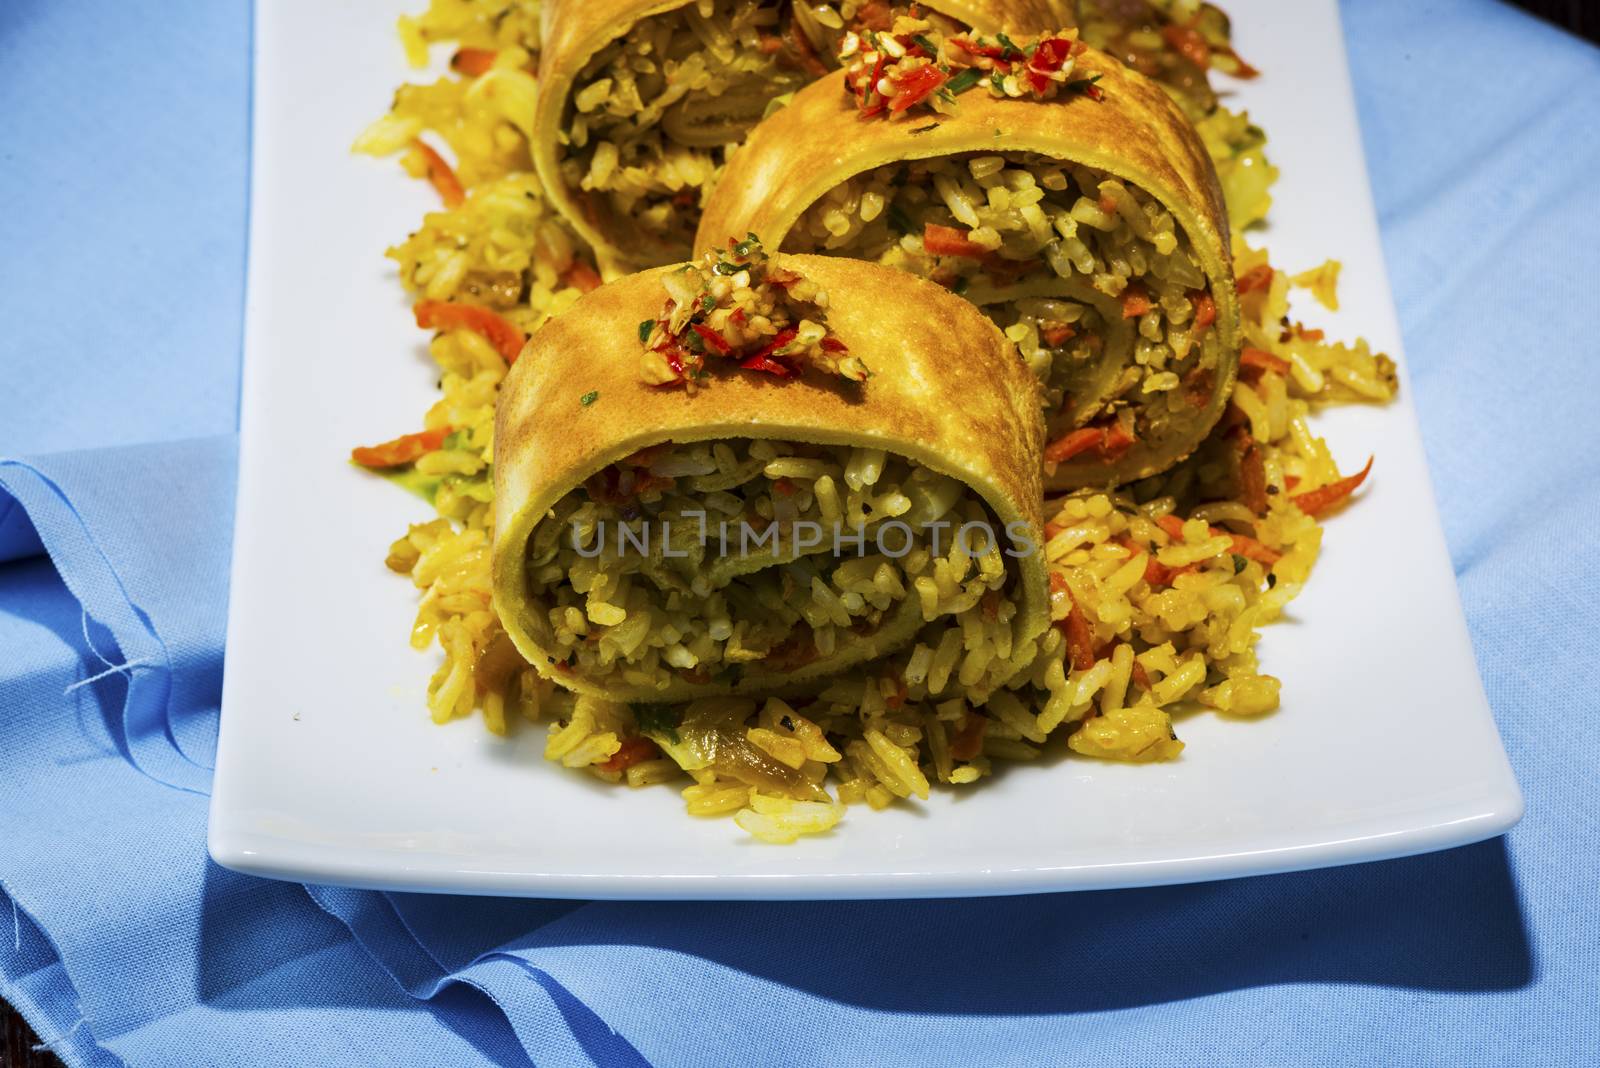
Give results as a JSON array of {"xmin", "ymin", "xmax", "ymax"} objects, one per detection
[{"xmin": 210, "ymin": 0, "xmax": 1522, "ymax": 899}]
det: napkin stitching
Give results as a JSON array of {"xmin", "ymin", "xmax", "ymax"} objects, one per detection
[
  {"xmin": 0, "ymin": 460, "xmax": 212, "ymax": 795},
  {"xmin": 31, "ymin": 1011, "xmax": 86, "ymax": 1055},
  {"xmin": 63, "ymin": 658, "xmax": 157, "ymax": 697}
]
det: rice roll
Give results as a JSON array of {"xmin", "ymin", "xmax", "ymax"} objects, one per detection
[
  {"xmin": 696, "ymin": 38, "xmax": 1240, "ymax": 488},
  {"xmin": 493, "ymin": 248, "xmax": 1052, "ymax": 704},
  {"xmin": 533, "ymin": 0, "xmax": 1075, "ymax": 271}
]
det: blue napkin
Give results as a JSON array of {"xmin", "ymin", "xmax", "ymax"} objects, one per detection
[{"xmin": 3, "ymin": 1, "xmax": 1598, "ymax": 1065}]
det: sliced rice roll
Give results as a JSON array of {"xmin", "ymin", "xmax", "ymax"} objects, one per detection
[
  {"xmin": 696, "ymin": 44, "xmax": 1240, "ymax": 488},
  {"xmin": 534, "ymin": 0, "xmax": 1075, "ymax": 271},
  {"xmin": 494, "ymin": 249, "xmax": 1050, "ymax": 704}
]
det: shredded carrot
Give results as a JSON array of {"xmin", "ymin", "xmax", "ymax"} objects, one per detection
[
  {"xmin": 1236, "ymin": 431, "xmax": 1269, "ymax": 515},
  {"xmin": 1295, "ymin": 325, "xmax": 1325, "ymax": 342},
  {"xmin": 1098, "ymin": 193, "xmax": 1119, "ymax": 215},
  {"xmin": 1060, "ymin": 597, "xmax": 1097, "ymax": 671},
  {"xmin": 922, "ymin": 223, "xmax": 990, "ymax": 258},
  {"xmin": 351, "ymin": 426, "xmax": 451, "ymax": 468},
  {"xmin": 1100, "ymin": 421, "xmax": 1136, "ymax": 458},
  {"xmin": 600, "ymin": 737, "xmax": 661, "ymax": 774},
  {"xmin": 1121, "ymin": 284, "xmax": 1153, "ymax": 319},
  {"xmin": 414, "ymin": 300, "xmax": 526, "ymax": 362},
  {"xmin": 772, "ymin": 477, "xmax": 797, "ymax": 497},
  {"xmin": 950, "ymin": 711, "xmax": 987, "ymax": 761},
  {"xmin": 1236, "ymin": 264, "xmax": 1274, "ymax": 294},
  {"xmin": 1158, "ymin": 513, "xmax": 1280, "ymax": 567},
  {"xmin": 1048, "ymin": 570, "xmax": 1069, "ymax": 593},
  {"xmin": 1239, "ymin": 346, "xmax": 1291, "ymax": 382},
  {"xmin": 562, "ymin": 260, "xmax": 603, "ymax": 293},
  {"xmin": 1042, "ymin": 322, "xmax": 1076, "ymax": 347},
  {"xmin": 450, "ymin": 48, "xmax": 497, "ymax": 76},
  {"xmin": 885, "ymin": 676, "xmax": 909, "ymax": 709},
  {"xmin": 1130, "ymin": 661, "xmax": 1152, "ymax": 691},
  {"xmin": 1190, "ymin": 291, "xmax": 1217, "ymax": 331},
  {"xmin": 1228, "ymin": 533, "xmax": 1281, "ymax": 566},
  {"xmin": 1044, "ymin": 521, "xmax": 1067, "ymax": 541},
  {"xmin": 410, "ymin": 138, "xmax": 464, "ymax": 209},
  {"xmin": 1044, "ymin": 427, "xmax": 1105, "ymax": 464},
  {"xmin": 1241, "ymin": 346, "xmax": 1291, "ymax": 374},
  {"xmin": 1292, "ymin": 456, "xmax": 1374, "ymax": 517},
  {"xmin": 1161, "ymin": 23, "xmax": 1211, "ymax": 68}
]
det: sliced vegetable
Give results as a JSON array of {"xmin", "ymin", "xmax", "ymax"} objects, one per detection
[
  {"xmin": 1292, "ymin": 456, "xmax": 1374, "ymax": 517},
  {"xmin": 351, "ymin": 426, "xmax": 451, "ymax": 468},
  {"xmin": 450, "ymin": 48, "xmax": 497, "ymax": 77},
  {"xmin": 600, "ymin": 736, "xmax": 662, "ymax": 774},
  {"xmin": 562, "ymin": 260, "xmax": 603, "ymax": 293},
  {"xmin": 1121, "ymin": 284, "xmax": 1153, "ymax": 319},
  {"xmin": 414, "ymin": 299, "xmax": 526, "ymax": 362},
  {"xmin": 409, "ymin": 138, "xmax": 464, "ymax": 209},
  {"xmin": 922, "ymin": 222, "xmax": 989, "ymax": 258}
]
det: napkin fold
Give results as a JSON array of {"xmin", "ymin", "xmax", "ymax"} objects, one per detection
[{"xmin": 4, "ymin": 1, "xmax": 1600, "ymax": 1065}]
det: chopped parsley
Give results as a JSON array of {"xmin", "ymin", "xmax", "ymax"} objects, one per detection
[
  {"xmin": 1066, "ymin": 74, "xmax": 1103, "ymax": 96},
  {"xmin": 911, "ymin": 34, "xmax": 938, "ymax": 56},
  {"xmin": 580, "ymin": 390, "xmax": 599, "ymax": 407},
  {"xmin": 995, "ymin": 33, "xmax": 1021, "ymax": 59},
  {"xmin": 952, "ymin": 275, "xmax": 970, "ymax": 296},
  {"xmin": 945, "ymin": 67, "xmax": 983, "ymax": 96},
  {"xmin": 631, "ymin": 702, "xmax": 682, "ymax": 743},
  {"xmin": 638, "ymin": 319, "xmax": 654, "ymax": 342},
  {"xmin": 1232, "ymin": 554, "xmax": 1248, "ymax": 574}
]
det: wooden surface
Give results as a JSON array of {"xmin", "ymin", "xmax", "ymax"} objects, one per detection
[
  {"xmin": 0, "ymin": 2, "xmax": 1588, "ymax": 1066},
  {"xmin": 1, "ymin": 1009, "xmax": 59, "ymax": 1068}
]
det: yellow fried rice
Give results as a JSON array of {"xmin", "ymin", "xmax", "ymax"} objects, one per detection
[{"xmin": 354, "ymin": 0, "xmax": 1399, "ymax": 842}]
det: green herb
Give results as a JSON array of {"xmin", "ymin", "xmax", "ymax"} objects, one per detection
[
  {"xmin": 995, "ymin": 32, "xmax": 1020, "ymax": 58},
  {"xmin": 377, "ymin": 467, "xmax": 442, "ymax": 506},
  {"xmin": 1066, "ymin": 73, "xmax": 1103, "ymax": 95},
  {"xmin": 732, "ymin": 232, "xmax": 762, "ymax": 258},
  {"xmin": 886, "ymin": 202, "xmax": 914, "ymax": 235},
  {"xmin": 446, "ymin": 474, "xmax": 495, "ymax": 503},
  {"xmin": 909, "ymin": 122, "xmax": 941, "ymax": 135},
  {"xmin": 1266, "ymin": 572, "xmax": 1278, "ymax": 589},
  {"xmin": 638, "ymin": 319, "xmax": 654, "ymax": 342},
  {"xmin": 580, "ymin": 390, "xmax": 599, "ymax": 407},
  {"xmin": 912, "ymin": 34, "xmax": 938, "ymax": 56},
  {"xmin": 631, "ymin": 702, "xmax": 682, "ymax": 743},
  {"xmin": 952, "ymin": 275, "xmax": 970, "ymax": 296},
  {"xmin": 1232, "ymin": 554, "xmax": 1248, "ymax": 575},
  {"xmin": 945, "ymin": 67, "xmax": 983, "ymax": 95},
  {"xmin": 713, "ymin": 260, "xmax": 741, "ymax": 276},
  {"xmin": 699, "ymin": 292, "xmax": 716, "ymax": 313},
  {"xmin": 442, "ymin": 428, "xmax": 470, "ymax": 451},
  {"xmin": 936, "ymin": 88, "xmax": 957, "ymax": 105}
]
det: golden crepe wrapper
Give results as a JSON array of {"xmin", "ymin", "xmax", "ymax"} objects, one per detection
[
  {"xmin": 534, "ymin": 0, "xmax": 1077, "ymax": 273},
  {"xmin": 493, "ymin": 253, "xmax": 1050, "ymax": 702},
  {"xmin": 695, "ymin": 53, "xmax": 1240, "ymax": 488}
]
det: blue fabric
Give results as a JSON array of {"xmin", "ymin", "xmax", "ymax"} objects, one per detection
[{"xmin": 2, "ymin": 0, "xmax": 1597, "ymax": 1064}]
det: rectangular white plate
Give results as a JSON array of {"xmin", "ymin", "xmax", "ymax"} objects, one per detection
[{"xmin": 210, "ymin": 0, "xmax": 1522, "ymax": 899}]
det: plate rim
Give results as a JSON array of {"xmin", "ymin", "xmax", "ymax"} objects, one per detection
[{"xmin": 208, "ymin": 0, "xmax": 1523, "ymax": 900}]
